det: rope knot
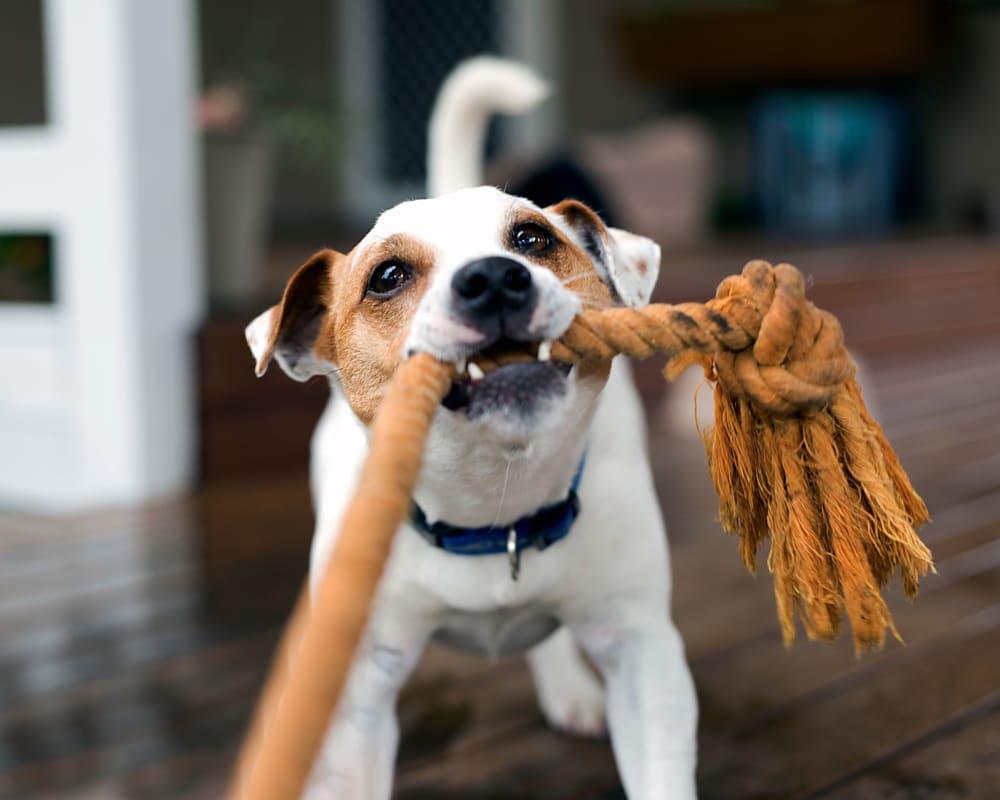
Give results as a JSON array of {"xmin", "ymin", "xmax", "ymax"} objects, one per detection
[
  {"xmin": 709, "ymin": 261, "xmax": 854, "ymax": 416},
  {"xmin": 554, "ymin": 260, "xmax": 854, "ymax": 417}
]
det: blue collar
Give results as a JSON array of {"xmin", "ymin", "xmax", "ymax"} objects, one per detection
[{"xmin": 410, "ymin": 452, "xmax": 586, "ymax": 580}]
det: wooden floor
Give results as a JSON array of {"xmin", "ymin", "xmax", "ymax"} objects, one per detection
[{"xmin": 1, "ymin": 237, "xmax": 998, "ymax": 799}]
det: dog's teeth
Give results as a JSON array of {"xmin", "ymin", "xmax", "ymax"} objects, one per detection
[
  {"xmin": 468, "ymin": 362, "xmax": 485, "ymax": 381},
  {"xmin": 538, "ymin": 340, "xmax": 553, "ymax": 362},
  {"xmin": 455, "ymin": 358, "xmax": 467, "ymax": 375}
]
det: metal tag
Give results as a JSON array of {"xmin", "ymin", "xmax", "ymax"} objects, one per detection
[{"xmin": 507, "ymin": 527, "xmax": 520, "ymax": 581}]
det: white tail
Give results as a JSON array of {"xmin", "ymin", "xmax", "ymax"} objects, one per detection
[{"xmin": 427, "ymin": 57, "xmax": 549, "ymax": 197}]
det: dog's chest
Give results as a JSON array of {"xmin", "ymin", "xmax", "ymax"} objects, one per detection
[{"xmin": 433, "ymin": 605, "xmax": 560, "ymax": 658}]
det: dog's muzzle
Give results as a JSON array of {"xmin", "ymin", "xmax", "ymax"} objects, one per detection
[
  {"xmin": 441, "ymin": 257, "xmax": 572, "ymax": 417},
  {"xmin": 451, "ymin": 256, "xmax": 538, "ymax": 341}
]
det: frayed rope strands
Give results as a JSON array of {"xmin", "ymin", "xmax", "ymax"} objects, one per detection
[
  {"xmin": 231, "ymin": 260, "xmax": 932, "ymax": 800},
  {"xmin": 551, "ymin": 260, "xmax": 932, "ymax": 649}
]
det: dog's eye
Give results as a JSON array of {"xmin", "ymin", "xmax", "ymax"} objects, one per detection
[
  {"xmin": 512, "ymin": 222, "xmax": 553, "ymax": 255},
  {"xmin": 366, "ymin": 260, "xmax": 412, "ymax": 298}
]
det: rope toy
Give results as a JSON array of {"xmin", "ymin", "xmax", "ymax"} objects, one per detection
[{"xmin": 231, "ymin": 259, "xmax": 932, "ymax": 800}]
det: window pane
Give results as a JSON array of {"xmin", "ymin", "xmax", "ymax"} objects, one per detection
[
  {"xmin": 0, "ymin": 233, "xmax": 55, "ymax": 303},
  {"xmin": 0, "ymin": 0, "xmax": 48, "ymax": 127},
  {"xmin": 378, "ymin": 0, "xmax": 496, "ymax": 183}
]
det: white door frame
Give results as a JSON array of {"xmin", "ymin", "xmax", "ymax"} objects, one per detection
[{"xmin": 0, "ymin": 0, "xmax": 202, "ymax": 511}]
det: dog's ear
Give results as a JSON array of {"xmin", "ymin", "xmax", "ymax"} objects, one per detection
[
  {"xmin": 550, "ymin": 199, "xmax": 660, "ymax": 307},
  {"xmin": 604, "ymin": 226, "xmax": 661, "ymax": 307},
  {"xmin": 245, "ymin": 249, "xmax": 338, "ymax": 381}
]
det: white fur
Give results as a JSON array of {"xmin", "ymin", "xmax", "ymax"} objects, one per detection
[
  {"xmin": 427, "ymin": 56, "xmax": 550, "ymax": 197},
  {"xmin": 607, "ymin": 227, "xmax": 662, "ymax": 307},
  {"xmin": 392, "ymin": 188, "xmax": 581, "ymax": 365},
  {"xmin": 245, "ymin": 307, "xmax": 276, "ymax": 377},
  {"xmin": 260, "ymin": 58, "xmax": 698, "ymax": 799},
  {"xmin": 290, "ymin": 188, "xmax": 697, "ymax": 799},
  {"xmin": 302, "ymin": 350, "xmax": 697, "ymax": 799}
]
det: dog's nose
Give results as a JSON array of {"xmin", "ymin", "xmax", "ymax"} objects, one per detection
[{"xmin": 451, "ymin": 257, "xmax": 537, "ymax": 337}]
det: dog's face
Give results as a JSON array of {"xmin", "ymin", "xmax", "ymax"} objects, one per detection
[{"xmin": 247, "ymin": 187, "xmax": 659, "ymax": 450}]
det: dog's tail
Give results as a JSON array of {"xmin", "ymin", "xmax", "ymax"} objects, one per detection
[{"xmin": 427, "ymin": 56, "xmax": 549, "ymax": 197}]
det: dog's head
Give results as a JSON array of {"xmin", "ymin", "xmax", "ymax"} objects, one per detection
[{"xmin": 247, "ymin": 186, "xmax": 659, "ymax": 448}]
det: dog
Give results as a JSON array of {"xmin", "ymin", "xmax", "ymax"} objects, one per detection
[{"xmin": 245, "ymin": 58, "xmax": 698, "ymax": 799}]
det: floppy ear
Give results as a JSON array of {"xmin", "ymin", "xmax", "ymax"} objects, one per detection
[
  {"xmin": 549, "ymin": 199, "xmax": 660, "ymax": 307},
  {"xmin": 244, "ymin": 249, "xmax": 338, "ymax": 381}
]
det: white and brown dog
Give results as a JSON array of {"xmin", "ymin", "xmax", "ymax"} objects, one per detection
[{"xmin": 246, "ymin": 59, "xmax": 697, "ymax": 799}]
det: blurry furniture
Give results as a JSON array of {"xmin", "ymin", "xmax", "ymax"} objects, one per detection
[
  {"xmin": 754, "ymin": 92, "xmax": 906, "ymax": 236},
  {"xmin": 197, "ymin": 315, "xmax": 327, "ymax": 484},
  {"xmin": 196, "ymin": 313, "xmax": 326, "ymax": 617},
  {"xmin": 203, "ymin": 132, "xmax": 275, "ymax": 308},
  {"xmin": 581, "ymin": 119, "xmax": 715, "ymax": 246},
  {"xmin": 486, "ymin": 119, "xmax": 716, "ymax": 249},
  {"xmin": 610, "ymin": 1, "xmax": 941, "ymax": 239}
]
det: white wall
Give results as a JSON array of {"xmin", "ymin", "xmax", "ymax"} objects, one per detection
[{"xmin": 0, "ymin": 0, "xmax": 202, "ymax": 511}]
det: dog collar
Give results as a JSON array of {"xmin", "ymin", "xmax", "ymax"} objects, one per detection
[{"xmin": 410, "ymin": 452, "xmax": 586, "ymax": 581}]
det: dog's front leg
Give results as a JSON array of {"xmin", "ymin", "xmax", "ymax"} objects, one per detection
[
  {"xmin": 574, "ymin": 613, "xmax": 698, "ymax": 799},
  {"xmin": 304, "ymin": 611, "xmax": 432, "ymax": 800}
]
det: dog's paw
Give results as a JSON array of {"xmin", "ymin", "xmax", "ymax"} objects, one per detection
[{"xmin": 536, "ymin": 668, "xmax": 607, "ymax": 738}]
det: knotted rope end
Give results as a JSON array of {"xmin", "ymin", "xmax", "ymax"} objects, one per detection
[{"xmin": 692, "ymin": 263, "xmax": 934, "ymax": 652}]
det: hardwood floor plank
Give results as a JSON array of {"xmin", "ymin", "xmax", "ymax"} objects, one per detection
[
  {"xmin": 697, "ymin": 596, "xmax": 1000, "ymax": 735},
  {"xmin": 696, "ymin": 613, "xmax": 1000, "ymax": 798},
  {"xmin": 815, "ymin": 691, "xmax": 1000, "ymax": 799},
  {"xmin": 396, "ymin": 723, "xmax": 621, "ymax": 799},
  {"xmin": 0, "ymin": 629, "xmax": 275, "ymax": 799}
]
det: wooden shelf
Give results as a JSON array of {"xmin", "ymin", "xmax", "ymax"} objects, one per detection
[
  {"xmin": 197, "ymin": 313, "xmax": 328, "ymax": 484},
  {"xmin": 615, "ymin": 0, "xmax": 936, "ymax": 88}
]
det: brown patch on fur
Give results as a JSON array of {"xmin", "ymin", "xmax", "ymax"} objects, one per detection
[
  {"xmin": 539, "ymin": 200, "xmax": 615, "ymax": 382},
  {"xmin": 263, "ymin": 236, "xmax": 439, "ymax": 425},
  {"xmin": 256, "ymin": 249, "xmax": 337, "ymax": 372},
  {"xmin": 511, "ymin": 203, "xmax": 614, "ymax": 312},
  {"xmin": 329, "ymin": 234, "xmax": 439, "ymax": 424}
]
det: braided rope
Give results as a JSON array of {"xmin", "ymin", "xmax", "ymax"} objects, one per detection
[
  {"xmin": 231, "ymin": 260, "xmax": 932, "ymax": 799},
  {"xmin": 553, "ymin": 260, "xmax": 853, "ymax": 415},
  {"xmin": 232, "ymin": 354, "xmax": 454, "ymax": 800}
]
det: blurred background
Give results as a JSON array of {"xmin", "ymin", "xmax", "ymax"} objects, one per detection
[{"xmin": 1, "ymin": 1, "xmax": 999, "ymax": 798}]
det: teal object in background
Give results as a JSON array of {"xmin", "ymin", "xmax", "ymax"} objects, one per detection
[{"xmin": 755, "ymin": 93, "xmax": 906, "ymax": 237}]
